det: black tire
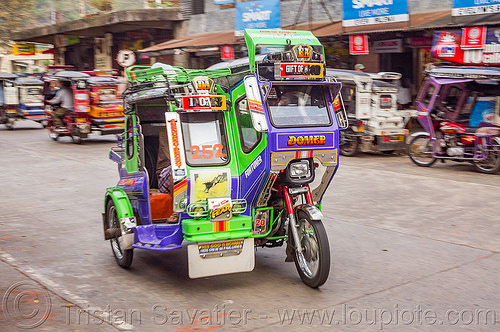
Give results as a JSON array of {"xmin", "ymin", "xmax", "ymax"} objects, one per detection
[
  {"xmin": 408, "ymin": 135, "xmax": 437, "ymax": 167},
  {"xmin": 292, "ymin": 211, "xmax": 330, "ymax": 288},
  {"xmin": 106, "ymin": 200, "xmax": 133, "ymax": 268},
  {"xmin": 473, "ymin": 145, "xmax": 500, "ymax": 174},
  {"xmin": 339, "ymin": 130, "xmax": 359, "ymax": 157},
  {"xmin": 71, "ymin": 132, "xmax": 83, "ymax": 144}
]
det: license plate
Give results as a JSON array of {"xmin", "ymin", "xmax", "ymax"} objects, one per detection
[
  {"xmin": 386, "ymin": 135, "xmax": 404, "ymax": 141},
  {"xmin": 188, "ymin": 238, "xmax": 255, "ymax": 278},
  {"xmin": 198, "ymin": 239, "xmax": 244, "ymax": 257}
]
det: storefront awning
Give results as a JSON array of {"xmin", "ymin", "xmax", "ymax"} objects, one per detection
[{"xmin": 138, "ymin": 31, "xmax": 243, "ymax": 56}]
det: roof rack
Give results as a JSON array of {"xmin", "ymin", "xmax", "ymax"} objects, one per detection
[{"xmin": 127, "ymin": 65, "xmax": 232, "ymax": 84}]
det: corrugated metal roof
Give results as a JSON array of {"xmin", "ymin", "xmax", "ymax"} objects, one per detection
[{"xmin": 139, "ymin": 31, "xmax": 242, "ymax": 55}]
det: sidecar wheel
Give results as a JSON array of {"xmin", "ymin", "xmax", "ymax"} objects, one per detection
[
  {"xmin": 106, "ymin": 200, "xmax": 134, "ymax": 268},
  {"xmin": 408, "ymin": 135, "xmax": 437, "ymax": 167},
  {"xmin": 473, "ymin": 146, "xmax": 500, "ymax": 174},
  {"xmin": 292, "ymin": 211, "xmax": 330, "ymax": 288},
  {"xmin": 339, "ymin": 130, "xmax": 358, "ymax": 157}
]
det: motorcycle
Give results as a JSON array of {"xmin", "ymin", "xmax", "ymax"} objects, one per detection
[
  {"xmin": 408, "ymin": 66, "xmax": 500, "ymax": 174},
  {"xmin": 102, "ymin": 29, "xmax": 347, "ymax": 288}
]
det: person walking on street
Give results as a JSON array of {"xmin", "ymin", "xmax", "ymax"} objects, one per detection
[{"xmin": 47, "ymin": 80, "xmax": 73, "ymax": 132}]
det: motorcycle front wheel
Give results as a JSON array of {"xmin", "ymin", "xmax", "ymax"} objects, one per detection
[
  {"xmin": 408, "ymin": 135, "xmax": 437, "ymax": 167},
  {"xmin": 292, "ymin": 211, "xmax": 330, "ymax": 288},
  {"xmin": 473, "ymin": 146, "xmax": 500, "ymax": 174},
  {"xmin": 106, "ymin": 200, "xmax": 134, "ymax": 268}
]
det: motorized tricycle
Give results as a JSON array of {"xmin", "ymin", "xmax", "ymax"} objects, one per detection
[
  {"xmin": 102, "ymin": 29, "xmax": 347, "ymax": 288},
  {"xmin": 327, "ymin": 69, "xmax": 408, "ymax": 156},
  {"xmin": 14, "ymin": 76, "xmax": 47, "ymax": 127},
  {"xmin": 408, "ymin": 66, "xmax": 500, "ymax": 174},
  {"xmin": 87, "ymin": 76, "xmax": 124, "ymax": 135},
  {"xmin": 0, "ymin": 72, "xmax": 19, "ymax": 129},
  {"xmin": 44, "ymin": 71, "xmax": 93, "ymax": 143},
  {"xmin": 44, "ymin": 71, "xmax": 125, "ymax": 143}
]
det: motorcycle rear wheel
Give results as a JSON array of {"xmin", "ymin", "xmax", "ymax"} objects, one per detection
[
  {"xmin": 106, "ymin": 200, "xmax": 134, "ymax": 268},
  {"xmin": 339, "ymin": 130, "xmax": 359, "ymax": 157},
  {"xmin": 473, "ymin": 146, "xmax": 500, "ymax": 174},
  {"xmin": 292, "ymin": 211, "xmax": 330, "ymax": 288},
  {"xmin": 408, "ymin": 135, "xmax": 437, "ymax": 167}
]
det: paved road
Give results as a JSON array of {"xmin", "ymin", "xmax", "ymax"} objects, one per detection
[{"xmin": 1, "ymin": 120, "xmax": 499, "ymax": 332}]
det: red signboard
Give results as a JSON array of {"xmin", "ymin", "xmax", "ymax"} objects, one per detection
[
  {"xmin": 220, "ymin": 44, "xmax": 234, "ymax": 61},
  {"xmin": 461, "ymin": 26, "xmax": 486, "ymax": 50},
  {"xmin": 277, "ymin": 63, "xmax": 324, "ymax": 79},
  {"xmin": 349, "ymin": 35, "xmax": 369, "ymax": 55}
]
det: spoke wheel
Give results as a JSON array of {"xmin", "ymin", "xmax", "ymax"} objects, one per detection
[
  {"xmin": 408, "ymin": 135, "xmax": 437, "ymax": 167},
  {"xmin": 292, "ymin": 211, "xmax": 330, "ymax": 288},
  {"xmin": 106, "ymin": 200, "xmax": 133, "ymax": 268},
  {"xmin": 474, "ymin": 145, "xmax": 500, "ymax": 174},
  {"xmin": 339, "ymin": 130, "xmax": 359, "ymax": 157}
]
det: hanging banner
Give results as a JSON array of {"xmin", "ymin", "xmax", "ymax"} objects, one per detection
[
  {"xmin": 235, "ymin": 0, "xmax": 280, "ymax": 36},
  {"xmin": 461, "ymin": 26, "xmax": 487, "ymax": 49},
  {"xmin": 342, "ymin": 0, "xmax": 409, "ymax": 27},
  {"xmin": 349, "ymin": 35, "xmax": 369, "ymax": 55},
  {"xmin": 452, "ymin": 0, "xmax": 500, "ymax": 16},
  {"xmin": 432, "ymin": 28, "xmax": 500, "ymax": 65}
]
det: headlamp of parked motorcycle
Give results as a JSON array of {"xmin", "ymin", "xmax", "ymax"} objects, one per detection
[{"xmin": 286, "ymin": 159, "xmax": 315, "ymax": 184}]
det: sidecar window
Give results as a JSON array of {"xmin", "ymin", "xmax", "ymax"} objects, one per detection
[
  {"xmin": 236, "ymin": 96, "xmax": 261, "ymax": 153},
  {"xmin": 180, "ymin": 112, "xmax": 229, "ymax": 166},
  {"xmin": 266, "ymin": 84, "xmax": 331, "ymax": 127}
]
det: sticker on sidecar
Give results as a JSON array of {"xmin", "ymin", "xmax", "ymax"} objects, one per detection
[
  {"xmin": 277, "ymin": 132, "xmax": 334, "ymax": 150},
  {"xmin": 198, "ymin": 240, "xmax": 244, "ymax": 254}
]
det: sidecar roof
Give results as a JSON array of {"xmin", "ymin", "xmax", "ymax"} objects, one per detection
[
  {"xmin": 244, "ymin": 29, "xmax": 323, "ymax": 74},
  {"xmin": 428, "ymin": 66, "xmax": 500, "ymax": 80},
  {"xmin": 0, "ymin": 72, "xmax": 18, "ymax": 80},
  {"xmin": 15, "ymin": 77, "xmax": 44, "ymax": 85}
]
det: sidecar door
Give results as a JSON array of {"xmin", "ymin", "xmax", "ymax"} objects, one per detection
[{"xmin": 229, "ymin": 82, "xmax": 268, "ymax": 213}]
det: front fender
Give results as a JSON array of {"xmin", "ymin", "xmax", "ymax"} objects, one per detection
[
  {"xmin": 296, "ymin": 204, "xmax": 324, "ymax": 221},
  {"xmin": 103, "ymin": 187, "xmax": 134, "ymax": 235},
  {"xmin": 411, "ymin": 131, "xmax": 430, "ymax": 138}
]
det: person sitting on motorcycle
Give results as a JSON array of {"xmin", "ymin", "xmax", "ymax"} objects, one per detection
[{"xmin": 47, "ymin": 80, "xmax": 73, "ymax": 132}]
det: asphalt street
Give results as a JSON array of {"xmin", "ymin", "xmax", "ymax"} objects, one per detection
[{"xmin": 0, "ymin": 120, "xmax": 499, "ymax": 332}]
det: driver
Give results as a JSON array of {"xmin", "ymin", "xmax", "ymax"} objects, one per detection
[{"xmin": 47, "ymin": 80, "xmax": 73, "ymax": 132}]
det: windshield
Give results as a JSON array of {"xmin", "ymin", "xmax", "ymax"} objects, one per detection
[
  {"xmin": 180, "ymin": 112, "xmax": 229, "ymax": 166},
  {"xmin": 266, "ymin": 84, "xmax": 331, "ymax": 127}
]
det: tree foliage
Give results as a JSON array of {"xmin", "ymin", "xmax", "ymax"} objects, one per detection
[
  {"xmin": 88, "ymin": 0, "xmax": 115, "ymax": 12},
  {"xmin": 0, "ymin": 0, "xmax": 36, "ymax": 38}
]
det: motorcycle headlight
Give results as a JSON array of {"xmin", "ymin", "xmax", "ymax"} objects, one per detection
[{"xmin": 289, "ymin": 160, "xmax": 311, "ymax": 179}]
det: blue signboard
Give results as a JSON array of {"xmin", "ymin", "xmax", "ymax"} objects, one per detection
[
  {"xmin": 235, "ymin": 0, "xmax": 280, "ymax": 35},
  {"xmin": 342, "ymin": 0, "xmax": 409, "ymax": 27},
  {"xmin": 214, "ymin": 0, "xmax": 234, "ymax": 4},
  {"xmin": 452, "ymin": 0, "xmax": 500, "ymax": 16}
]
